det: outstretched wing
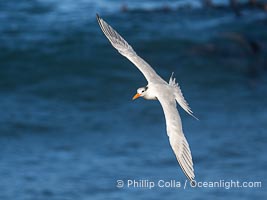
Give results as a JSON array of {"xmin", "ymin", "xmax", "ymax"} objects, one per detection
[
  {"xmin": 97, "ymin": 14, "xmax": 164, "ymax": 83},
  {"xmin": 157, "ymin": 94, "xmax": 195, "ymax": 182}
]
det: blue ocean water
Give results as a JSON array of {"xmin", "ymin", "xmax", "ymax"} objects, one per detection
[{"xmin": 0, "ymin": 0, "xmax": 267, "ymax": 199}]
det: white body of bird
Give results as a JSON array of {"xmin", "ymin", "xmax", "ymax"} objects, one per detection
[{"xmin": 97, "ymin": 14, "xmax": 197, "ymax": 183}]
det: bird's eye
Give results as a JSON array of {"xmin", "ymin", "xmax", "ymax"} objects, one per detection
[{"xmin": 142, "ymin": 90, "xmax": 144, "ymax": 93}]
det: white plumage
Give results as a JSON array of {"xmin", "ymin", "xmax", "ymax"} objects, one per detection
[{"xmin": 97, "ymin": 14, "xmax": 197, "ymax": 182}]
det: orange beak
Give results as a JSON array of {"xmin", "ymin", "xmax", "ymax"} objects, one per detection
[{"xmin": 132, "ymin": 93, "xmax": 141, "ymax": 100}]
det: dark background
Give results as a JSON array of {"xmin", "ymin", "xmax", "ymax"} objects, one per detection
[{"xmin": 0, "ymin": 0, "xmax": 266, "ymax": 199}]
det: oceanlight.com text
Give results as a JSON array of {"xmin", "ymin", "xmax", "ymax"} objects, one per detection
[{"xmin": 116, "ymin": 179, "xmax": 262, "ymax": 190}]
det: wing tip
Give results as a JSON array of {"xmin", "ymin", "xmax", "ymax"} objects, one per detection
[
  {"xmin": 177, "ymin": 158, "xmax": 195, "ymax": 184},
  {"xmin": 96, "ymin": 13, "xmax": 107, "ymax": 38},
  {"xmin": 96, "ymin": 13, "xmax": 101, "ymax": 25}
]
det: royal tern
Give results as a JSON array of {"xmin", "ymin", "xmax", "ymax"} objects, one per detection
[{"xmin": 97, "ymin": 14, "xmax": 197, "ymax": 182}]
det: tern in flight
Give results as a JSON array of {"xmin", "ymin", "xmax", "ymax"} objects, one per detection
[{"xmin": 97, "ymin": 14, "xmax": 197, "ymax": 182}]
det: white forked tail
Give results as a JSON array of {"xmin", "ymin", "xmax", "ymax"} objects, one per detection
[{"xmin": 169, "ymin": 73, "xmax": 199, "ymax": 120}]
